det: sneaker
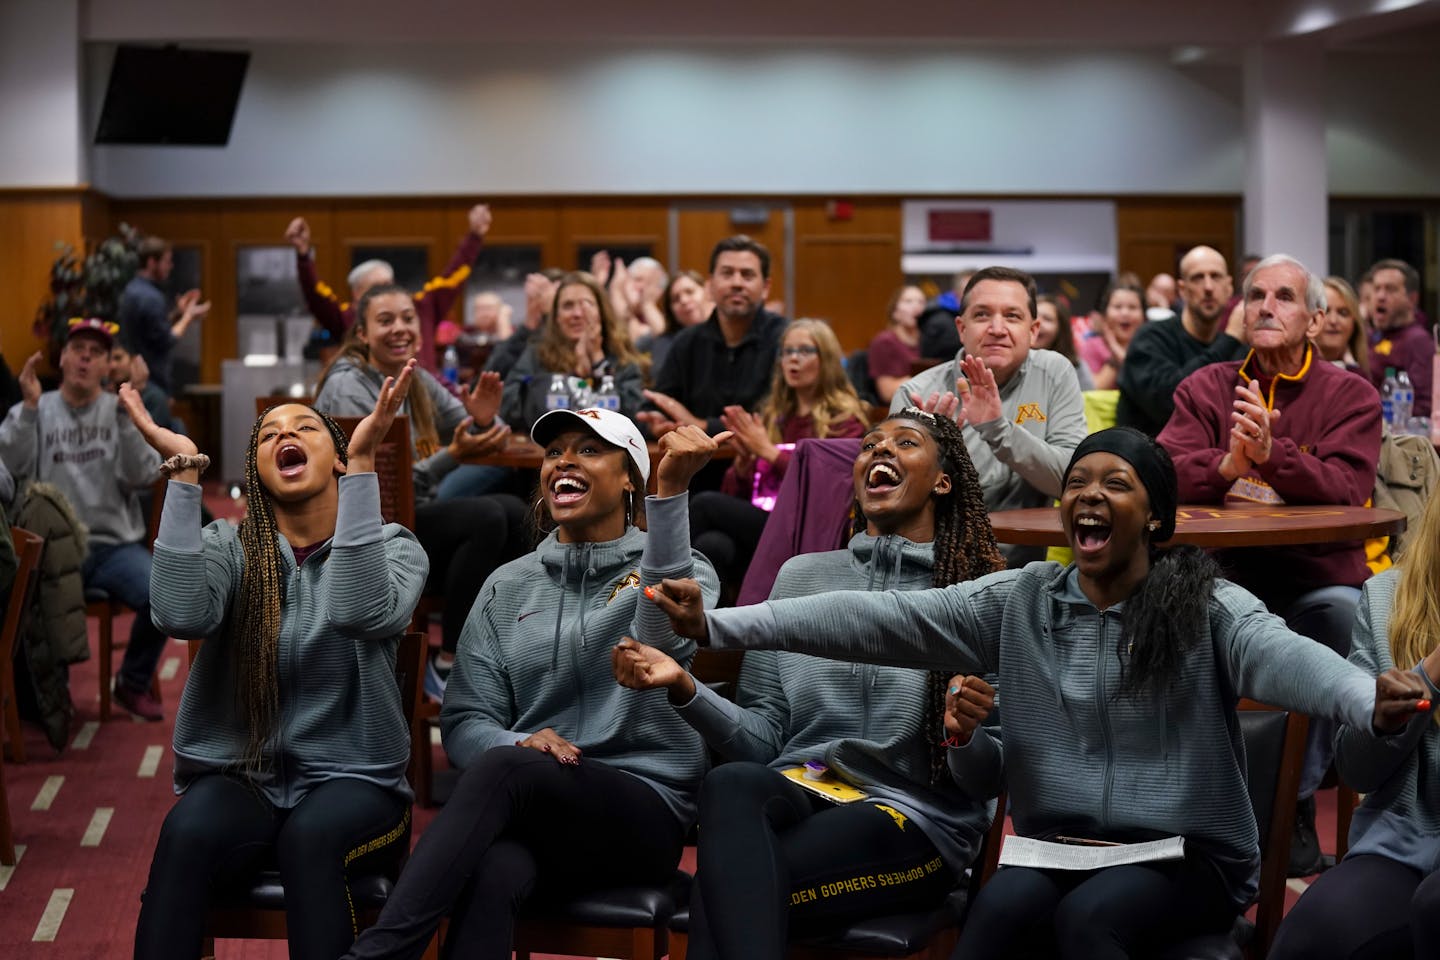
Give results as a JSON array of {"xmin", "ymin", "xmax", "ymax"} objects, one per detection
[
  {"xmin": 1288, "ymin": 795, "xmax": 1323, "ymax": 877},
  {"xmin": 114, "ymin": 683, "xmax": 164, "ymax": 723},
  {"xmin": 424, "ymin": 658, "xmax": 449, "ymax": 703}
]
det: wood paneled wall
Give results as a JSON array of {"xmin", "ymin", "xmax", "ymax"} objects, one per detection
[
  {"xmin": 0, "ymin": 188, "xmax": 110, "ymax": 372},
  {"xmin": 0, "ymin": 193, "xmax": 1238, "ymax": 383}
]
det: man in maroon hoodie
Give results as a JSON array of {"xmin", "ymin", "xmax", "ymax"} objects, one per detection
[
  {"xmin": 1158, "ymin": 253, "xmax": 1382, "ymax": 879},
  {"xmin": 284, "ymin": 203, "xmax": 492, "ymax": 374},
  {"xmin": 1366, "ymin": 258, "xmax": 1433, "ymax": 417}
]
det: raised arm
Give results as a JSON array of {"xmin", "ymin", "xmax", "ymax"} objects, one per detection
[
  {"xmin": 413, "ymin": 205, "xmax": 488, "ymax": 322},
  {"xmin": 326, "ymin": 362, "xmax": 429, "ymax": 639},
  {"xmin": 651, "ymin": 569, "xmax": 1011, "ymax": 674},
  {"xmin": 288, "ymin": 216, "xmax": 347, "ymax": 339}
]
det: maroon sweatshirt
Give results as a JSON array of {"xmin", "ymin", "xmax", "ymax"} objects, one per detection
[
  {"xmin": 1158, "ymin": 347, "xmax": 1382, "ymax": 601},
  {"xmin": 1367, "ymin": 319, "xmax": 1434, "ymax": 417},
  {"xmin": 296, "ymin": 230, "xmax": 484, "ymax": 374}
]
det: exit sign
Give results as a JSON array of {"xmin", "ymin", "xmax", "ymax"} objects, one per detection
[{"xmin": 928, "ymin": 210, "xmax": 993, "ymax": 244}]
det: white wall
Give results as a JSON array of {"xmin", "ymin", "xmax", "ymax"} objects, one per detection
[
  {"xmin": 77, "ymin": 41, "xmax": 1440, "ymax": 198},
  {"xmin": 0, "ymin": 0, "xmax": 83, "ymax": 187},
  {"xmin": 85, "ymin": 42, "xmax": 1246, "ymax": 197},
  {"xmin": 1327, "ymin": 52, "xmax": 1440, "ymax": 196}
]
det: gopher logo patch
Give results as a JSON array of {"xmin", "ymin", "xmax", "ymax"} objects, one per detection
[
  {"xmin": 1015, "ymin": 403, "xmax": 1046, "ymax": 425},
  {"xmin": 609, "ymin": 571, "xmax": 641, "ymax": 604}
]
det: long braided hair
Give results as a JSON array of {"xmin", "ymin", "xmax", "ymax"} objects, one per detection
[
  {"xmin": 852, "ymin": 408, "xmax": 1005, "ymax": 784},
  {"xmin": 228, "ymin": 403, "xmax": 350, "ymax": 773}
]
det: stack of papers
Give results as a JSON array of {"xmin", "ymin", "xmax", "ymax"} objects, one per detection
[{"xmin": 998, "ymin": 835, "xmax": 1185, "ymax": 870}]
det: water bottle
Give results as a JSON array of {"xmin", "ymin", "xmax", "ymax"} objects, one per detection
[
  {"xmin": 545, "ymin": 373, "xmax": 570, "ymax": 411},
  {"xmin": 595, "ymin": 375, "xmax": 621, "ymax": 412},
  {"xmin": 1381, "ymin": 367, "xmax": 1398, "ymax": 429},
  {"xmin": 1394, "ymin": 369, "xmax": 1414, "ymax": 433},
  {"xmin": 441, "ymin": 345, "xmax": 459, "ymax": 385}
]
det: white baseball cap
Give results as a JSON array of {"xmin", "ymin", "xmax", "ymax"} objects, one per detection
[{"xmin": 530, "ymin": 408, "xmax": 650, "ymax": 484}]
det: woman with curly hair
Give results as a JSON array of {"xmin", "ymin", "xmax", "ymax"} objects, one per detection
[
  {"xmin": 651, "ymin": 426, "xmax": 1421, "ymax": 959},
  {"xmin": 689, "ymin": 318, "xmax": 870, "ymax": 591},
  {"xmin": 128, "ymin": 366, "xmax": 429, "ymax": 960},
  {"xmin": 500, "ymin": 271, "xmax": 647, "ymax": 432},
  {"xmin": 616, "ymin": 408, "xmax": 1003, "ymax": 958}
]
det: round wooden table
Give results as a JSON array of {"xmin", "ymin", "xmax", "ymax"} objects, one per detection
[{"xmin": 987, "ymin": 503, "xmax": 1407, "ymax": 548}]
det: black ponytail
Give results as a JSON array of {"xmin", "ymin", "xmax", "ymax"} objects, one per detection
[{"xmin": 1116, "ymin": 544, "xmax": 1219, "ymax": 698}]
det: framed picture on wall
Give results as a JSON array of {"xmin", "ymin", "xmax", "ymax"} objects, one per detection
[{"xmin": 351, "ymin": 245, "xmax": 429, "ymax": 294}]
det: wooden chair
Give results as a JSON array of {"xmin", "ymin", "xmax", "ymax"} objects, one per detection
[
  {"xmin": 198, "ymin": 630, "xmax": 427, "ymax": 958},
  {"xmin": 1155, "ymin": 699, "xmax": 1308, "ymax": 960},
  {"xmin": 2, "ymin": 527, "xmax": 45, "ymax": 763},
  {"xmin": 90, "ymin": 479, "xmax": 168, "ymax": 720},
  {"xmin": 668, "ymin": 790, "xmax": 1008, "ymax": 960}
]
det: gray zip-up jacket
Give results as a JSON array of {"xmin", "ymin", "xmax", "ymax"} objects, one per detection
[
  {"xmin": 1335, "ymin": 569, "xmax": 1440, "ymax": 874},
  {"xmin": 153, "ymin": 474, "xmax": 429, "ymax": 807},
  {"xmin": 892, "ymin": 350, "xmax": 1087, "ymax": 565},
  {"xmin": 441, "ymin": 493, "xmax": 719, "ymax": 828},
  {"xmin": 676, "ymin": 533, "xmax": 999, "ymax": 877},
  {"xmin": 704, "ymin": 561, "xmax": 1378, "ymax": 909},
  {"xmin": 315, "ymin": 357, "xmax": 491, "ymax": 504},
  {"xmin": 0, "ymin": 391, "xmax": 160, "ymax": 545}
]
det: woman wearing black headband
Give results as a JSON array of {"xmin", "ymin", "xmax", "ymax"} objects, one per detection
[{"xmin": 646, "ymin": 426, "xmax": 1428, "ymax": 959}]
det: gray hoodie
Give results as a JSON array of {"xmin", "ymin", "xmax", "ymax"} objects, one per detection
[
  {"xmin": 676, "ymin": 533, "xmax": 999, "ymax": 877},
  {"xmin": 704, "ymin": 561, "xmax": 1378, "ymax": 909},
  {"xmin": 0, "ymin": 391, "xmax": 160, "ymax": 545},
  {"xmin": 441, "ymin": 493, "xmax": 719, "ymax": 828}
]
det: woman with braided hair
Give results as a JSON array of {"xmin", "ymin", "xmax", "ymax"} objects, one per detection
[
  {"xmin": 125, "ymin": 365, "xmax": 429, "ymax": 960},
  {"xmin": 650, "ymin": 425, "xmax": 1429, "ymax": 960},
  {"xmin": 612, "ymin": 408, "xmax": 1004, "ymax": 959}
]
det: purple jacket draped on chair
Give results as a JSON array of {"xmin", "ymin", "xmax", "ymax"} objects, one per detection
[{"xmin": 737, "ymin": 437, "xmax": 862, "ymax": 606}]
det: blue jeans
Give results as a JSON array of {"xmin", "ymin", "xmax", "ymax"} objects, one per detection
[
  {"xmin": 82, "ymin": 540, "xmax": 165, "ymax": 692},
  {"xmin": 1275, "ymin": 584, "xmax": 1362, "ymax": 799},
  {"xmin": 435, "ymin": 464, "xmax": 512, "ymax": 501}
]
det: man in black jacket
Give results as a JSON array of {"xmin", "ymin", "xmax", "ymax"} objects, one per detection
[
  {"xmin": 639, "ymin": 235, "xmax": 785, "ymax": 436},
  {"xmin": 1116, "ymin": 244, "xmax": 1247, "ymax": 435}
]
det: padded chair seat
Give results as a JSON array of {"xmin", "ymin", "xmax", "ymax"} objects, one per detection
[
  {"xmin": 535, "ymin": 871, "xmax": 690, "ymax": 927},
  {"xmin": 671, "ymin": 889, "xmax": 967, "ymax": 954},
  {"xmin": 84, "ymin": 588, "xmax": 112, "ymax": 604},
  {"xmin": 214, "ymin": 870, "xmax": 394, "ymax": 911}
]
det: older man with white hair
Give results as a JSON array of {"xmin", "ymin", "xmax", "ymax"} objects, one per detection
[
  {"xmin": 1159, "ymin": 253, "xmax": 1383, "ymax": 878},
  {"xmin": 284, "ymin": 203, "xmax": 493, "ymax": 373}
]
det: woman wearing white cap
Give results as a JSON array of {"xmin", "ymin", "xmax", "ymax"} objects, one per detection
[{"xmin": 342, "ymin": 408, "xmax": 723, "ymax": 960}]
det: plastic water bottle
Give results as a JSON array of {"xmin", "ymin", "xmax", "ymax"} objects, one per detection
[
  {"xmin": 441, "ymin": 346, "xmax": 459, "ymax": 385},
  {"xmin": 1381, "ymin": 367, "xmax": 1398, "ymax": 429},
  {"xmin": 595, "ymin": 375, "xmax": 621, "ymax": 412},
  {"xmin": 545, "ymin": 373, "xmax": 570, "ymax": 411},
  {"xmin": 1394, "ymin": 369, "xmax": 1414, "ymax": 433}
]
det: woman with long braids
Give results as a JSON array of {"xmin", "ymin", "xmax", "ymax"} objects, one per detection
[
  {"xmin": 1269, "ymin": 483, "xmax": 1440, "ymax": 960},
  {"xmin": 649, "ymin": 426, "xmax": 1426, "ymax": 960},
  {"xmin": 127, "ymin": 365, "xmax": 429, "ymax": 960},
  {"xmin": 340, "ymin": 411, "xmax": 723, "ymax": 960},
  {"xmin": 316, "ymin": 282, "xmax": 527, "ymax": 698},
  {"xmin": 613, "ymin": 408, "xmax": 1003, "ymax": 959}
]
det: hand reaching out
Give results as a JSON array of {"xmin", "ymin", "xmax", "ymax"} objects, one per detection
[
  {"xmin": 944, "ymin": 675, "xmax": 996, "ymax": 746},
  {"xmin": 468, "ymin": 203, "xmax": 493, "ymax": 237},
  {"xmin": 655, "ymin": 425, "xmax": 733, "ymax": 498},
  {"xmin": 18, "ymin": 351, "xmax": 42, "ymax": 409},
  {"xmin": 119, "ymin": 382, "xmax": 198, "ymax": 457},
  {"xmin": 612, "ymin": 638, "xmax": 695, "ymax": 703},
  {"xmin": 284, "ymin": 217, "xmax": 312, "ymax": 255},
  {"xmin": 644, "ymin": 578, "xmax": 709, "ymax": 642},
  {"xmin": 1373, "ymin": 667, "xmax": 1433, "ymax": 734},
  {"xmin": 349, "ymin": 359, "xmax": 415, "ymax": 473}
]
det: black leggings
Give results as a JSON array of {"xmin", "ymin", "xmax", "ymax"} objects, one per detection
[
  {"xmin": 1270, "ymin": 853, "xmax": 1440, "ymax": 960},
  {"xmin": 133, "ymin": 774, "xmax": 409, "ymax": 960},
  {"xmin": 687, "ymin": 762, "xmax": 953, "ymax": 960},
  {"xmin": 951, "ymin": 851, "xmax": 1236, "ymax": 960},
  {"xmin": 343, "ymin": 746, "xmax": 687, "ymax": 960},
  {"xmin": 414, "ymin": 494, "xmax": 527, "ymax": 654},
  {"xmin": 689, "ymin": 491, "xmax": 770, "ymax": 590}
]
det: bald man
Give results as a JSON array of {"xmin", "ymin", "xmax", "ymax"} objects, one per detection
[{"xmin": 1117, "ymin": 245, "xmax": 1249, "ymax": 436}]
